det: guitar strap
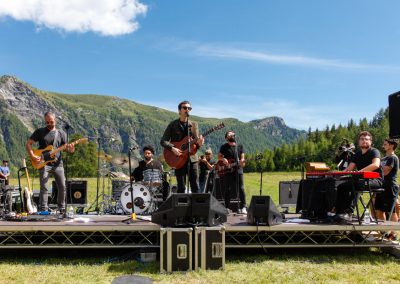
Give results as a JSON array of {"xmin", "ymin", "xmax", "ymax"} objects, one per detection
[{"xmin": 53, "ymin": 130, "xmax": 59, "ymax": 162}]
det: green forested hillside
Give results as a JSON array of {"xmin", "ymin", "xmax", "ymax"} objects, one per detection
[{"xmin": 0, "ymin": 75, "xmax": 304, "ymax": 176}]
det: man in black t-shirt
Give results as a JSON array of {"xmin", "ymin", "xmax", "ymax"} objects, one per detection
[
  {"xmin": 218, "ymin": 130, "xmax": 247, "ymax": 214},
  {"xmin": 335, "ymin": 131, "xmax": 383, "ymax": 220},
  {"xmin": 26, "ymin": 112, "xmax": 74, "ymax": 213},
  {"xmin": 131, "ymin": 145, "xmax": 163, "ymax": 182},
  {"xmin": 375, "ymin": 139, "xmax": 399, "ymax": 223}
]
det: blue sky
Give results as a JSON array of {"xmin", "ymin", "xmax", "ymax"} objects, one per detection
[{"xmin": 1, "ymin": 0, "xmax": 399, "ymax": 130}]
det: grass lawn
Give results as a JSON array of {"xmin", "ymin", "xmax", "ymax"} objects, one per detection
[{"xmin": 3, "ymin": 172, "xmax": 400, "ymax": 284}]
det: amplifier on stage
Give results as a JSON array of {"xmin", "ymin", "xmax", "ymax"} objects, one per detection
[
  {"xmin": 52, "ymin": 180, "xmax": 87, "ymax": 206},
  {"xmin": 279, "ymin": 181, "xmax": 300, "ymax": 210},
  {"xmin": 194, "ymin": 226, "xmax": 225, "ymax": 271},
  {"xmin": 160, "ymin": 227, "xmax": 193, "ymax": 273}
]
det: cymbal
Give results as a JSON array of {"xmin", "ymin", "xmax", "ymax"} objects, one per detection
[
  {"xmin": 98, "ymin": 153, "xmax": 112, "ymax": 162},
  {"xmin": 111, "ymin": 156, "xmax": 139, "ymax": 169}
]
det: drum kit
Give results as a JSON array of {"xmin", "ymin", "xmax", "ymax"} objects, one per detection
[{"xmin": 91, "ymin": 152, "xmax": 171, "ymax": 215}]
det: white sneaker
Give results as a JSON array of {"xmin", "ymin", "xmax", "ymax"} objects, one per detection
[{"xmin": 241, "ymin": 207, "xmax": 247, "ymax": 215}]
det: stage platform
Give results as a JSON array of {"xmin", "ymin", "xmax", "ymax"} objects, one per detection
[{"xmin": 0, "ymin": 214, "xmax": 399, "ymax": 249}]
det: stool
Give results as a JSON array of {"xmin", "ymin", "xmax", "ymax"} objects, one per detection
[{"xmin": 354, "ymin": 179, "xmax": 384, "ymax": 225}]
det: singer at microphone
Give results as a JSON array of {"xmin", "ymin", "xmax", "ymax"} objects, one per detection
[{"xmin": 160, "ymin": 100, "xmax": 204, "ymax": 194}]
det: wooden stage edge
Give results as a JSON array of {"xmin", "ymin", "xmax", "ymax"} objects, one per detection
[{"xmin": 0, "ymin": 214, "xmax": 399, "ymax": 249}]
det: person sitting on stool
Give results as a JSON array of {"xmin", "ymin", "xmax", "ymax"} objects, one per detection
[{"xmin": 335, "ymin": 131, "xmax": 383, "ymax": 221}]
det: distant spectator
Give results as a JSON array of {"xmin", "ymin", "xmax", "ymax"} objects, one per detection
[{"xmin": 0, "ymin": 160, "xmax": 10, "ymax": 185}]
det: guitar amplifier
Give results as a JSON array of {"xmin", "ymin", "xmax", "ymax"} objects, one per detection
[
  {"xmin": 194, "ymin": 226, "xmax": 225, "ymax": 271},
  {"xmin": 160, "ymin": 227, "xmax": 193, "ymax": 273},
  {"xmin": 52, "ymin": 180, "xmax": 87, "ymax": 206},
  {"xmin": 279, "ymin": 181, "xmax": 300, "ymax": 208}
]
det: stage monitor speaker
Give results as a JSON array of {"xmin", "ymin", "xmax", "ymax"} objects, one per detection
[
  {"xmin": 151, "ymin": 193, "xmax": 227, "ymax": 227},
  {"xmin": 191, "ymin": 193, "xmax": 228, "ymax": 226},
  {"xmin": 247, "ymin": 196, "xmax": 283, "ymax": 226},
  {"xmin": 151, "ymin": 193, "xmax": 192, "ymax": 227},
  {"xmin": 389, "ymin": 91, "xmax": 400, "ymax": 138},
  {"xmin": 52, "ymin": 180, "xmax": 87, "ymax": 205}
]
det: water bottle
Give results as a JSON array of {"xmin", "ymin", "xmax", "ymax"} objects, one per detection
[
  {"xmin": 68, "ymin": 206, "xmax": 74, "ymax": 219},
  {"xmin": 364, "ymin": 209, "xmax": 370, "ymax": 224}
]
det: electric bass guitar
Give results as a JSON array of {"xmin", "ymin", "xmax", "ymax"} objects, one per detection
[
  {"xmin": 31, "ymin": 138, "xmax": 88, "ymax": 170},
  {"xmin": 164, "ymin": 122, "xmax": 225, "ymax": 169},
  {"xmin": 22, "ymin": 158, "xmax": 37, "ymax": 214}
]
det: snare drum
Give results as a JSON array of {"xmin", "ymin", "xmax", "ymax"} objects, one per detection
[
  {"xmin": 120, "ymin": 183, "xmax": 152, "ymax": 214},
  {"xmin": 143, "ymin": 169, "xmax": 163, "ymax": 187}
]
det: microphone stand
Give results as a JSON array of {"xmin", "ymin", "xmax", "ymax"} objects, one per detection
[
  {"xmin": 186, "ymin": 114, "xmax": 191, "ymax": 194},
  {"xmin": 63, "ymin": 122, "xmax": 72, "ymax": 218},
  {"xmin": 124, "ymin": 146, "xmax": 137, "ymax": 223},
  {"xmin": 256, "ymin": 154, "xmax": 263, "ymax": 196}
]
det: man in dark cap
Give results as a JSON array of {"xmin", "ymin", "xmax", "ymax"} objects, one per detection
[{"xmin": 0, "ymin": 160, "xmax": 10, "ymax": 185}]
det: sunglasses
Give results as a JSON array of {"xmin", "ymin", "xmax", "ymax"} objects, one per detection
[{"xmin": 181, "ymin": 106, "xmax": 192, "ymax": 110}]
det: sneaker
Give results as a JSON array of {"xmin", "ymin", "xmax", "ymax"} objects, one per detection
[
  {"xmin": 241, "ymin": 207, "xmax": 247, "ymax": 215},
  {"xmin": 237, "ymin": 208, "xmax": 242, "ymax": 214},
  {"xmin": 337, "ymin": 213, "xmax": 352, "ymax": 222}
]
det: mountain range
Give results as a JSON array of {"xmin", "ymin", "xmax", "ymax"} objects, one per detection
[{"xmin": 0, "ymin": 75, "xmax": 305, "ymax": 166}]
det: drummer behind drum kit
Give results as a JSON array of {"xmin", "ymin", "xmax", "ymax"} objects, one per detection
[{"xmin": 95, "ymin": 153, "xmax": 171, "ymax": 215}]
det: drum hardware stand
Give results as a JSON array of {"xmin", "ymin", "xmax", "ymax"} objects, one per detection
[
  {"xmin": 86, "ymin": 135, "xmax": 113, "ymax": 214},
  {"xmin": 123, "ymin": 146, "xmax": 138, "ymax": 223}
]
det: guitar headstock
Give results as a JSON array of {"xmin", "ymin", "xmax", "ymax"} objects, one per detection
[{"xmin": 213, "ymin": 122, "xmax": 225, "ymax": 131}]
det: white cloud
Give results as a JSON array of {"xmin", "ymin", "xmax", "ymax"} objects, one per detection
[
  {"xmin": 159, "ymin": 38, "xmax": 400, "ymax": 72},
  {"xmin": 0, "ymin": 0, "xmax": 147, "ymax": 36}
]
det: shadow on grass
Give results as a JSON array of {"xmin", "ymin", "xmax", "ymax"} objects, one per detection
[
  {"xmin": 0, "ymin": 247, "xmax": 397, "ymax": 272},
  {"xmin": 226, "ymin": 247, "xmax": 399, "ymax": 265},
  {"xmin": 0, "ymin": 248, "xmax": 160, "ymax": 275}
]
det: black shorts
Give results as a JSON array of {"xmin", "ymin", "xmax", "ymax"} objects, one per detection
[{"xmin": 375, "ymin": 184, "xmax": 399, "ymax": 212}]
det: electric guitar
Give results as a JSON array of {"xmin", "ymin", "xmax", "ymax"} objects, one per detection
[
  {"xmin": 22, "ymin": 158, "xmax": 37, "ymax": 214},
  {"xmin": 164, "ymin": 122, "xmax": 225, "ymax": 169},
  {"xmin": 31, "ymin": 138, "xmax": 88, "ymax": 169}
]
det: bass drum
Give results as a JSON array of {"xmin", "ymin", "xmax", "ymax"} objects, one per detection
[{"xmin": 120, "ymin": 183, "xmax": 152, "ymax": 214}]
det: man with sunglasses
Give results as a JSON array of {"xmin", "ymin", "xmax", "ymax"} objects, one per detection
[
  {"xmin": 335, "ymin": 131, "xmax": 383, "ymax": 221},
  {"xmin": 161, "ymin": 101, "xmax": 204, "ymax": 193}
]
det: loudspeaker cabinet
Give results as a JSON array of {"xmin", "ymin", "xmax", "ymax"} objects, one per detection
[
  {"xmin": 160, "ymin": 227, "xmax": 193, "ymax": 273},
  {"xmin": 194, "ymin": 226, "xmax": 225, "ymax": 271}
]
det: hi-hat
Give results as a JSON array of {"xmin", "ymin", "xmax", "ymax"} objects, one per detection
[
  {"xmin": 98, "ymin": 153, "xmax": 112, "ymax": 162},
  {"xmin": 111, "ymin": 156, "xmax": 138, "ymax": 168}
]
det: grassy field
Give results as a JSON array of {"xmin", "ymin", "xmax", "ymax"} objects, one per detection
[{"xmin": 3, "ymin": 172, "xmax": 400, "ymax": 284}]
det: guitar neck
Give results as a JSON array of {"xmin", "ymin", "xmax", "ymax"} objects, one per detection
[{"xmin": 49, "ymin": 138, "xmax": 86, "ymax": 156}]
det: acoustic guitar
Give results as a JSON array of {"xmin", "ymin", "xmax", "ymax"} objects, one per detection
[
  {"xmin": 164, "ymin": 122, "xmax": 225, "ymax": 169},
  {"xmin": 31, "ymin": 138, "xmax": 88, "ymax": 169}
]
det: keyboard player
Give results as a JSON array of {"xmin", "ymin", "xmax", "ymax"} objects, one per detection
[{"xmin": 335, "ymin": 131, "xmax": 383, "ymax": 221}]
